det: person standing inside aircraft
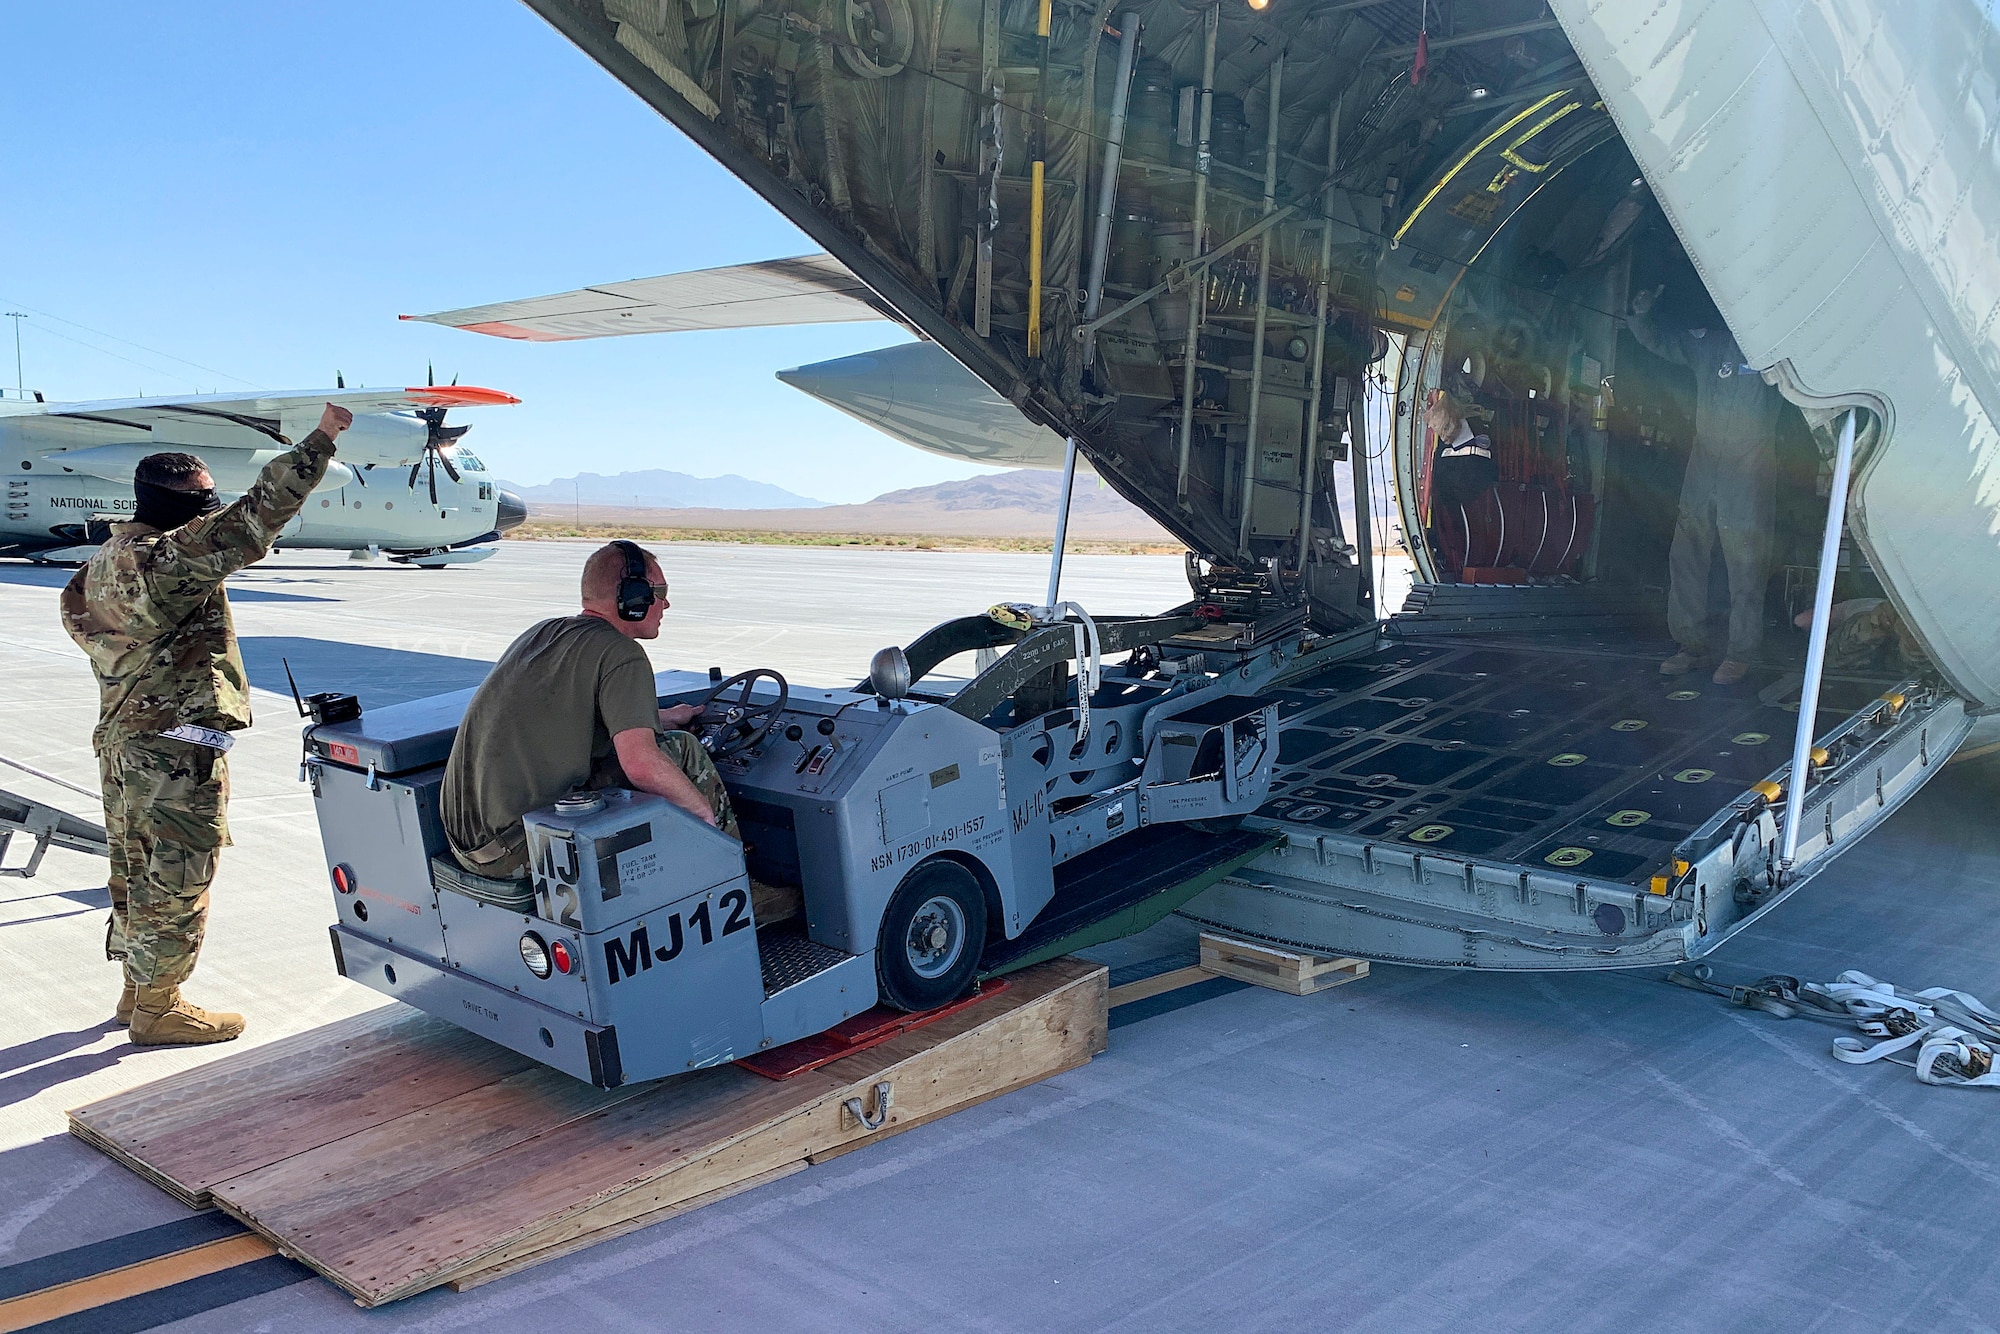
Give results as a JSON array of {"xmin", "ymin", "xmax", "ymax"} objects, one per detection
[
  {"xmin": 1626, "ymin": 285, "xmax": 1784, "ymax": 686},
  {"xmin": 441, "ymin": 541, "xmax": 736, "ymax": 882},
  {"xmin": 59, "ymin": 404, "xmax": 353, "ymax": 1045},
  {"xmin": 1424, "ymin": 388, "xmax": 1497, "ymax": 512},
  {"xmin": 1422, "ymin": 386, "xmax": 1497, "ymax": 569}
]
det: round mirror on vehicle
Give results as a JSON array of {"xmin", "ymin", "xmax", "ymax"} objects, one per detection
[{"xmin": 869, "ymin": 646, "xmax": 912, "ymax": 700}]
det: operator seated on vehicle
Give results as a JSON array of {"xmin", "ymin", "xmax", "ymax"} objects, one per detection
[{"xmin": 441, "ymin": 540, "xmax": 737, "ymax": 881}]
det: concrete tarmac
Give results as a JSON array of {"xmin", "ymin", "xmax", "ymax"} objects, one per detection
[{"xmin": 3, "ymin": 540, "xmax": 1998, "ymax": 1332}]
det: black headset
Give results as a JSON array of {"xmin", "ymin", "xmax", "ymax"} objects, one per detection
[{"xmin": 610, "ymin": 540, "xmax": 654, "ymax": 622}]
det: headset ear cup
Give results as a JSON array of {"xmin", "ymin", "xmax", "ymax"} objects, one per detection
[{"xmin": 612, "ymin": 540, "xmax": 653, "ymax": 622}]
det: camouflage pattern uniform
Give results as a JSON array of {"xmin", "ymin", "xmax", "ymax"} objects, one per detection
[
  {"xmin": 1825, "ymin": 598, "xmax": 1927, "ymax": 676},
  {"xmin": 59, "ymin": 431, "xmax": 338, "ymax": 987},
  {"xmin": 656, "ymin": 729, "xmax": 739, "ymax": 838}
]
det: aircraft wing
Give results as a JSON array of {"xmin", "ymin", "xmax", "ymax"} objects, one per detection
[
  {"xmin": 0, "ymin": 384, "xmax": 519, "ymax": 433},
  {"xmin": 404, "ymin": 253, "xmax": 898, "ymax": 341},
  {"xmin": 2, "ymin": 385, "xmax": 520, "ymax": 471}
]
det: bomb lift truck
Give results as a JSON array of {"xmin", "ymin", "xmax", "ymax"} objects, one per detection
[{"xmin": 304, "ymin": 604, "xmax": 1291, "ymax": 1087}]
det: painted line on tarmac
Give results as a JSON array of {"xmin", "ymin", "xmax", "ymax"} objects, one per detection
[
  {"xmin": 1105, "ymin": 953, "xmax": 1251, "ymax": 1028},
  {"xmin": 0, "ymin": 1214, "xmax": 309, "ymax": 1333}
]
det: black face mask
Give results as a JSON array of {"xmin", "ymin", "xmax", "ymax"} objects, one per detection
[{"xmin": 133, "ymin": 480, "xmax": 223, "ymax": 531}]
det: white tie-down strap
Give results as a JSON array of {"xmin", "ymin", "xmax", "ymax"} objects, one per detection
[
  {"xmin": 992, "ymin": 601, "xmax": 1102, "ymax": 757},
  {"xmin": 1806, "ymin": 971, "xmax": 2000, "ymax": 1087},
  {"xmin": 1673, "ymin": 966, "xmax": 2000, "ymax": 1089}
]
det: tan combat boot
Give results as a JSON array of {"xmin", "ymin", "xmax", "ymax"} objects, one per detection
[
  {"xmin": 128, "ymin": 986, "xmax": 245, "ymax": 1046},
  {"xmin": 114, "ymin": 981, "xmax": 137, "ymax": 1027}
]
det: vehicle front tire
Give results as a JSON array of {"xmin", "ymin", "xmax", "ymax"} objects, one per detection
[{"xmin": 875, "ymin": 859, "xmax": 986, "ymax": 1013}]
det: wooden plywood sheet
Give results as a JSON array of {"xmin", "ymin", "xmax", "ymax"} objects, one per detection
[
  {"xmin": 68, "ymin": 1006, "xmax": 530, "ymax": 1207},
  {"xmin": 69, "ymin": 958, "xmax": 1107, "ymax": 1306}
]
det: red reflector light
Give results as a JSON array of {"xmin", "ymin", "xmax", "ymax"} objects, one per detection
[
  {"xmin": 332, "ymin": 864, "xmax": 355, "ymax": 894},
  {"xmin": 550, "ymin": 939, "xmax": 575, "ymax": 975}
]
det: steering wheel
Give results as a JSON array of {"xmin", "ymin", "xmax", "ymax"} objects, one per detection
[{"xmin": 693, "ymin": 668, "xmax": 790, "ymax": 758}]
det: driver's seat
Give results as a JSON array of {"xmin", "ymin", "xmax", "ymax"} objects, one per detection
[{"xmin": 430, "ymin": 855, "xmax": 536, "ymax": 912}]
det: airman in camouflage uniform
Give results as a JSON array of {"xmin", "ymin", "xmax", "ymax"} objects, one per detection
[
  {"xmin": 60, "ymin": 404, "xmax": 352, "ymax": 1045},
  {"xmin": 647, "ymin": 730, "xmax": 737, "ymax": 835},
  {"xmin": 1801, "ymin": 598, "xmax": 1930, "ymax": 677}
]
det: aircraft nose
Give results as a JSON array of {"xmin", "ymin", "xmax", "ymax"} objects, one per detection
[{"xmin": 495, "ymin": 489, "xmax": 528, "ymax": 532}]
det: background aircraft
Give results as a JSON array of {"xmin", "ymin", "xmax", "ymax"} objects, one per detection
[{"xmin": 0, "ymin": 383, "xmax": 526, "ymax": 565}]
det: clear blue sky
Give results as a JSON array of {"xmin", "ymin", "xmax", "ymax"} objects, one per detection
[{"xmin": 0, "ymin": 2, "xmax": 1002, "ymax": 504}]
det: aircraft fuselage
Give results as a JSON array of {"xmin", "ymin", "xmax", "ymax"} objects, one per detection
[{"xmin": 0, "ymin": 413, "xmax": 524, "ymax": 559}]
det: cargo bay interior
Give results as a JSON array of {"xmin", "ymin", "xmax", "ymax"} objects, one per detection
[
  {"xmin": 521, "ymin": 0, "xmax": 1953, "ymax": 967},
  {"xmin": 1238, "ymin": 129, "xmax": 1917, "ymax": 904}
]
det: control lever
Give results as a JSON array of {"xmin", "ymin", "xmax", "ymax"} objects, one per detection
[{"xmin": 795, "ymin": 717, "xmax": 842, "ymax": 775}]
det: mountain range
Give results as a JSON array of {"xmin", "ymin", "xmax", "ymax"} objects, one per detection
[
  {"xmin": 512, "ymin": 467, "xmax": 1176, "ymax": 540},
  {"xmin": 504, "ymin": 469, "xmax": 826, "ymax": 510}
]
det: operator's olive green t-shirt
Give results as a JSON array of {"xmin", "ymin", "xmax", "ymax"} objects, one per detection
[{"xmin": 441, "ymin": 615, "xmax": 659, "ymax": 861}]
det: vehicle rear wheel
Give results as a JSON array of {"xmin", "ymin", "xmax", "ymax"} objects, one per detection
[{"xmin": 875, "ymin": 859, "xmax": 986, "ymax": 1012}]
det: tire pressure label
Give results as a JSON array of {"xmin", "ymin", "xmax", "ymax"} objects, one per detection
[
  {"xmin": 869, "ymin": 814, "xmax": 987, "ymax": 874},
  {"xmin": 980, "ymin": 745, "xmax": 1006, "ymax": 810}
]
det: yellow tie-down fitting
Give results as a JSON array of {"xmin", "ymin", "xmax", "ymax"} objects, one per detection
[
  {"xmin": 1648, "ymin": 855, "xmax": 1692, "ymax": 896},
  {"xmin": 1750, "ymin": 779, "xmax": 1784, "ymax": 805},
  {"xmin": 1877, "ymin": 691, "xmax": 1907, "ymax": 722},
  {"xmin": 1808, "ymin": 745, "xmax": 1831, "ymax": 770}
]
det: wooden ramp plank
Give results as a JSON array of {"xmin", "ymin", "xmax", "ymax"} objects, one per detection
[
  {"xmin": 68, "ymin": 1006, "xmax": 530, "ymax": 1206},
  {"xmin": 448, "ymin": 1163, "xmax": 808, "ymax": 1293},
  {"xmin": 211, "ymin": 1065, "xmax": 653, "ymax": 1235},
  {"xmin": 1198, "ymin": 932, "xmax": 1369, "ymax": 996},
  {"xmin": 280, "ymin": 958, "xmax": 1102, "ymax": 1304},
  {"xmin": 71, "ymin": 958, "xmax": 1105, "ymax": 1308},
  {"xmin": 227, "ymin": 1060, "xmax": 845, "ymax": 1303}
]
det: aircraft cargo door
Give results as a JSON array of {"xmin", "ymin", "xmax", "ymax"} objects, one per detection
[{"xmin": 1551, "ymin": 0, "xmax": 2000, "ymax": 709}]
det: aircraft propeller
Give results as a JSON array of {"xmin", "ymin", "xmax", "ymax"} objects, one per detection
[{"xmin": 408, "ymin": 362, "xmax": 470, "ymax": 506}]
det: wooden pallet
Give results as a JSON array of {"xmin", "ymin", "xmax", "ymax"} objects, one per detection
[
  {"xmin": 69, "ymin": 957, "xmax": 1105, "ymax": 1307},
  {"xmin": 1197, "ymin": 932, "xmax": 1368, "ymax": 996}
]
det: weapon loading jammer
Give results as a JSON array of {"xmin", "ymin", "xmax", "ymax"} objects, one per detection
[{"xmin": 304, "ymin": 608, "xmax": 1281, "ymax": 1087}]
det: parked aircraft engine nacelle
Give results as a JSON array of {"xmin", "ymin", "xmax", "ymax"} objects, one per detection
[{"xmin": 282, "ymin": 408, "xmax": 427, "ymax": 468}]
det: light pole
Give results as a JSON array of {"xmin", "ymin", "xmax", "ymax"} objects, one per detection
[{"xmin": 4, "ymin": 313, "xmax": 24, "ymax": 395}]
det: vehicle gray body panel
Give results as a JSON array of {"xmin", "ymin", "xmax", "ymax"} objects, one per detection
[
  {"xmin": 333, "ymin": 928, "xmax": 614, "ymax": 1086},
  {"xmin": 312, "ymin": 657, "xmax": 1275, "ymax": 1083},
  {"xmin": 313, "ymin": 761, "xmax": 450, "ymax": 964}
]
